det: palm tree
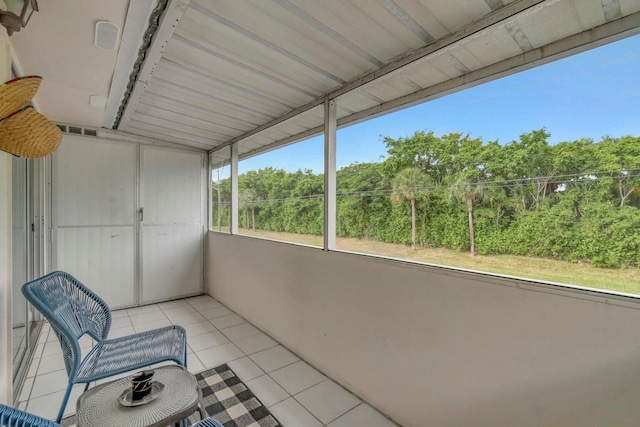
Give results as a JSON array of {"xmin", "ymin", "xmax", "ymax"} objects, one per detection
[
  {"xmin": 450, "ymin": 179, "xmax": 488, "ymax": 256},
  {"xmin": 391, "ymin": 167, "xmax": 431, "ymax": 250}
]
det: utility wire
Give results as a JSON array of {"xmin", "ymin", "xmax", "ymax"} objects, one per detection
[{"xmin": 212, "ymin": 168, "xmax": 640, "ymax": 205}]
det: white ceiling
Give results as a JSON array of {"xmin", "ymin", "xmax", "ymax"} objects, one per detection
[
  {"xmin": 8, "ymin": 0, "xmax": 640, "ymax": 160},
  {"xmin": 10, "ymin": 0, "xmax": 130, "ymax": 128}
]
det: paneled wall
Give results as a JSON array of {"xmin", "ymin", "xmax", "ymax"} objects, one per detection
[{"xmin": 52, "ymin": 135, "xmax": 206, "ymax": 308}]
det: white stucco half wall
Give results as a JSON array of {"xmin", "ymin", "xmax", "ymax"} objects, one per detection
[{"xmin": 206, "ymin": 231, "xmax": 640, "ymax": 427}]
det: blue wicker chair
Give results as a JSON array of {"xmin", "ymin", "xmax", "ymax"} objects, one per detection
[
  {"xmin": 21, "ymin": 271, "xmax": 188, "ymax": 423},
  {"xmin": 0, "ymin": 403, "xmax": 59, "ymax": 427},
  {"xmin": 0, "ymin": 403, "xmax": 224, "ymax": 427}
]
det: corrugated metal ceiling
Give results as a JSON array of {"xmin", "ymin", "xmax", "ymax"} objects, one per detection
[{"xmin": 116, "ymin": 0, "xmax": 640, "ymax": 162}]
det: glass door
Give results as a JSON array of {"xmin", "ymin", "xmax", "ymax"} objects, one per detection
[
  {"xmin": 11, "ymin": 157, "xmax": 28, "ymax": 377},
  {"xmin": 12, "ymin": 157, "xmax": 43, "ymax": 398}
]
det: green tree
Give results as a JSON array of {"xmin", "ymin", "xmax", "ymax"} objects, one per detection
[
  {"xmin": 239, "ymin": 188, "xmax": 260, "ymax": 231},
  {"xmin": 337, "ymin": 162, "xmax": 391, "ymax": 239},
  {"xmin": 596, "ymin": 136, "xmax": 640, "ymax": 207},
  {"xmin": 487, "ymin": 129, "xmax": 554, "ymax": 211},
  {"xmin": 391, "ymin": 167, "xmax": 431, "ymax": 249}
]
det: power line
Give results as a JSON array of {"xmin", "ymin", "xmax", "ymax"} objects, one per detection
[{"xmin": 212, "ymin": 168, "xmax": 640, "ymax": 206}]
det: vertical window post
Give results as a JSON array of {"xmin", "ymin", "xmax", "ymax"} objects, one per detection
[
  {"xmin": 324, "ymin": 99, "xmax": 336, "ymax": 250},
  {"xmin": 230, "ymin": 143, "xmax": 239, "ymax": 234},
  {"xmin": 207, "ymin": 154, "xmax": 212, "ymax": 231}
]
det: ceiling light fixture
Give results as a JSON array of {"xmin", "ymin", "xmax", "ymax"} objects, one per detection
[
  {"xmin": 0, "ymin": 0, "xmax": 38, "ymax": 36},
  {"xmin": 95, "ymin": 21, "xmax": 120, "ymax": 51}
]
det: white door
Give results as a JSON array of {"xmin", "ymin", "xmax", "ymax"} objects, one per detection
[
  {"xmin": 52, "ymin": 136, "xmax": 137, "ymax": 308},
  {"xmin": 140, "ymin": 147, "xmax": 204, "ymax": 303}
]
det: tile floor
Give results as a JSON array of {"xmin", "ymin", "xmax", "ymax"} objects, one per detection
[{"xmin": 17, "ymin": 295, "xmax": 397, "ymax": 427}]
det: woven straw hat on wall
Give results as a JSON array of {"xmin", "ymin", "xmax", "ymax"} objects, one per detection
[
  {"xmin": 0, "ymin": 107, "xmax": 62, "ymax": 158},
  {"xmin": 0, "ymin": 76, "xmax": 63, "ymax": 158}
]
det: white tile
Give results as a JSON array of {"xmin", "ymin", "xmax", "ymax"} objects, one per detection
[
  {"xmin": 78, "ymin": 335, "xmax": 94, "ymax": 349},
  {"xmin": 37, "ymin": 329, "xmax": 48, "ymax": 345},
  {"xmin": 296, "ymin": 380, "xmax": 361, "ymax": 424},
  {"xmin": 249, "ymin": 346, "xmax": 299, "ymax": 373},
  {"xmin": 188, "ymin": 331, "xmax": 229, "ymax": 352},
  {"xmin": 245, "ymin": 375, "xmax": 289, "ymax": 407},
  {"xmin": 270, "ymin": 361, "xmax": 326, "ymax": 395},
  {"xmin": 30, "ymin": 369, "xmax": 69, "ymax": 398},
  {"xmin": 110, "ymin": 309, "xmax": 129, "ymax": 319},
  {"xmin": 41, "ymin": 341, "xmax": 62, "ymax": 357},
  {"xmin": 270, "ymin": 397, "xmax": 323, "ymax": 427},
  {"xmin": 200, "ymin": 306, "xmax": 233, "ymax": 320},
  {"xmin": 63, "ymin": 385, "xmax": 87, "ymax": 417},
  {"xmin": 161, "ymin": 305, "xmax": 197, "ymax": 317},
  {"xmin": 196, "ymin": 342, "xmax": 244, "ymax": 368},
  {"xmin": 19, "ymin": 376, "xmax": 34, "ymax": 401},
  {"xmin": 133, "ymin": 318, "xmax": 172, "ymax": 333},
  {"xmin": 210, "ymin": 314, "xmax": 245, "ymax": 329},
  {"xmin": 233, "ymin": 333, "xmax": 277, "ymax": 355},
  {"xmin": 157, "ymin": 299, "xmax": 189, "ymax": 309},
  {"xmin": 34, "ymin": 343, "xmax": 44, "ymax": 358},
  {"xmin": 228, "ymin": 357, "xmax": 265, "ymax": 382},
  {"xmin": 170, "ymin": 312, "xmax": 207, "ymax": 326},
  {"xmin": 190, "ymin": 300, "xmax": 223, "ymax": 312},
  {"xmin": 328, "ymin": 403, "xmax": 397, "ymax": 427},
  {"xmin": 26, "ymin": 389, "xmax": 65, "ymax": 420},
  {"xmin": 182, "ymin": 321, "xmax": 217, "ymax": 337},
  {"xmin": 36, "ymin": 353, "xmax": 66, "ymax": 376},
  {"xmin": 47, "ymin": 331, "xmax": 58, "ymax": 342},
  {"xmin": 110, "ymin": 316, "xmax": 132, "ymax": 329},
  {"xmin": 187, "ymin": 352, "xmax": 206, "ymax": 374},
  {"xmin": 220, "ymin": 323, "xmax": 261, "ymax": 341},
  {"xmin": 129, "ymin": 310, "xmax": 167, "ymax": 325},
  {"xmin": 185, "ymin": 295, "xmax": 216, "ymax": 305},
  {"xmin": 108, "ymin": 326, "xmax": 135, "ymax": 339},
  {"xmin": 127, "ymin": 304, "xmax": 160, "ymax": 316},
  {"xmin": 27, "ymin": 357, "xmax": 39, "ymax": 378},
  {"xmin": 28, "ymin": 385, "xmax": 85, "ymax": 420}
]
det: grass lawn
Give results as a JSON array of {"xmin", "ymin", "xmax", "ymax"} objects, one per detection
[{"xmin": 231, "ymin": 228, "xmax": 640, "ymax": 295}]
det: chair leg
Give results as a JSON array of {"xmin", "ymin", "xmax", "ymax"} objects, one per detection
[
  {"xmin": 56, "ymin": 382, "xmax": 74, "ymax": 423},
  {"xmin": 182, "ymin": 344, "xmax": 188, "ymax": 368}
]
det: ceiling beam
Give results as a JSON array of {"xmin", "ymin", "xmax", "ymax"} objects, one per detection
[
  {"xmin": 97, "ymin": 128, "xmax": 207, "ymax": 153},
  {"xmin": 104, "ymin": 0, "xmax": 157, "ymax": 128},
  {"xmin": 117, "ymin": 0, "xmax": 191, "ymax": 131}
]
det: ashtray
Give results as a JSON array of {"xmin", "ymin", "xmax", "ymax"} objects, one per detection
[{"xmin": 117, "ymin": 381, "xmax": 165, "ymax": 407}]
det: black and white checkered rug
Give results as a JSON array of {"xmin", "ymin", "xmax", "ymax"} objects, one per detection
[
  {"xmin": 188, "ymin": 364, "xmax": 281, "ymax": 427},
  {"xmin": 62, "ymin": 364, "xmax": 280, "ymax": 427}
]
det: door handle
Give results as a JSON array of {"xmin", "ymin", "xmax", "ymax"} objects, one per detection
[{"xmin": 139, "ymin": 207, "xmax": 144, "ymax": 222}]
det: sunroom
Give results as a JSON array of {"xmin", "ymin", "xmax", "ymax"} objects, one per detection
[{"xmin": 2, "ymin": 0, "xmax": 640, "ymax": 426}]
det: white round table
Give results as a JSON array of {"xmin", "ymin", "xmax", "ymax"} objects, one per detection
[{"xmin": 76, "ymin": 365, "xmax": 207, "ymax": 427}]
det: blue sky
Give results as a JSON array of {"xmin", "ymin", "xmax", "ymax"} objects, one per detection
[{"xmin": 232, "ymin": 34, "xmax": 640, "ymax": 175}]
